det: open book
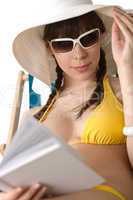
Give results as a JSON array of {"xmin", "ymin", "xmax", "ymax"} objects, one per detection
[{"xmin": 0, "ymin": 114, "xmax": 105, "ymax": 195}]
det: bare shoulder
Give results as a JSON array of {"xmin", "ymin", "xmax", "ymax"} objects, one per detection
[{"xmin": 108, "ymin": 75, "xmax": 123, "ymax": 104}]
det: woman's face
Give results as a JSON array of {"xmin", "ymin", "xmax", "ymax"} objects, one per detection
[{"xmin": 49, "ymin": 31, "xmax": 101, "ymax": 82}]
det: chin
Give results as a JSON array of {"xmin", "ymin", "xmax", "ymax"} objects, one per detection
[
  {"xmin": 74, "ymin": 74, "xmax": 93, "ymax": 82},
  {"xmin": 79, "ymin": 70, "xmax": 97, "ymax": 79}
]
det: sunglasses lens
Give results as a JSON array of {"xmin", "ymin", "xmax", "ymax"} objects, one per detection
[
  {"xmin": 51, "ymin": 29, "xmax": 99, "ymax": 53},
  {"xmin": 51, "ymin": 40, "xmax": 73, "ymax": 53},
  {"xmin": 80, "ymin": 30, "xmax": 99, "ymax": 47}
]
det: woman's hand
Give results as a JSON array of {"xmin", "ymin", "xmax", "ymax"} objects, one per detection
[
  {"xmin": 112, "ymin": 7, "xmax": 133, "ymax": 72},
  {"xmin": 0, "ymin": 184, "xmax": 48, "ymax": 200}
]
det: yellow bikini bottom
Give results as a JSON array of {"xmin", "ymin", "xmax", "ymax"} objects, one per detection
[{"xmin": 95, "ymin": 185, "xmax": 126, "ymax": 200}]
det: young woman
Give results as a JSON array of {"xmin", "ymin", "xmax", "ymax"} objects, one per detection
[{"xmin": 1, "ymin": 0, "xmax": 133, "ymax": 199}]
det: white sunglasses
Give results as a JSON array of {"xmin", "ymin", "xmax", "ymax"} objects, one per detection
[{"xmin": 49, "ymin": 28, "xmax": 100, "ymax": 53}]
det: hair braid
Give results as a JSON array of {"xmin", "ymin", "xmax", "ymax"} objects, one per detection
[
  {"xmin": 34, "ymin": 64, "xmax": 63, "ymax": 120},
  {"xmin": 76, "ymin": 48, "xmax": 107, "ymax": 119}
]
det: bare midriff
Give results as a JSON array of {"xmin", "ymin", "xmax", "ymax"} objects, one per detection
[{"xmin": 70, "ymin": 142, "xmax": 133, "ymax": 198}]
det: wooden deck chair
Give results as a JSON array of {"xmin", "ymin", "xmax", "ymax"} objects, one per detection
[{"xmin": 0, "ymin": 71, "xmax": 42, "ymax": 155}]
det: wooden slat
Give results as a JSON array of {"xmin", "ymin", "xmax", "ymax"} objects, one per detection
[
  {"xmin": 0, "ymin": 144, "xmax": 6, "ymax": 155},
  {"xmin": 6, "ymin": 71, "xmax": 27, "ymax": 147}
]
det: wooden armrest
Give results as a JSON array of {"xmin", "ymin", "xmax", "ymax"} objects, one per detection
[{"xmin": 0, "ymin": 144, "xmax": 6, "ymax": 155}]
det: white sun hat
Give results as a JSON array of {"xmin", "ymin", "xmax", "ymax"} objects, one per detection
[{"xmin": 12, "ymin": 0, "xmax": 132, "ymax": 86}]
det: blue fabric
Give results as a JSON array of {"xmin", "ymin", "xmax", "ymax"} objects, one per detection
[
  {"xmin": 28, "ymin": 75, "xmax": 55, "ymax": 108},
  {"xmin": 28, "ymin": 75, "xmax": 41, "ymax": 108}
]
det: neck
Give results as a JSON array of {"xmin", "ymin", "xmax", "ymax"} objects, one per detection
[{"xmin": 60, "ymin": 72, "xmax": 97, "ymax": 97}]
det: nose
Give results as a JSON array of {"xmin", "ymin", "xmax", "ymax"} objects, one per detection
[{"xmin": 72, "ymin": 43, "xmax": 88, "ymax": 60}]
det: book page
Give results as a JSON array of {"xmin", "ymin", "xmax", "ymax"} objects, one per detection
[{"xmin": 1, "ymin": 114, "xmax": 56, "ymax": 166}]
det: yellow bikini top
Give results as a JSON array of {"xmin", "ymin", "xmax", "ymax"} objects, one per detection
[
  {"xmin": 81, "ymin": 75, "xmax": 126, "ymax": 144},
  {"xmin": 39, "ymin": 75, "xmax": 126, "ymax": 145}
]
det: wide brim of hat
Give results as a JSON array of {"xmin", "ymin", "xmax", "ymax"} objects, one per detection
[{"xmin": 12, "ymin": 5, "xmax": 121, "ymax": 85}]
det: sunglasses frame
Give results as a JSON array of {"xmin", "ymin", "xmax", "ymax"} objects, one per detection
[{"xmin": 49, "ymin": 28, "xmax": 100, "ymax": 53}]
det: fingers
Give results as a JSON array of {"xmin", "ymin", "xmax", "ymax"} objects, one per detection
[
  {"xmin": 0, "ymin": 187, "xmax": 23, "ymax": 200},
  {"xmin": 0, "ymin": 184, "xmax": 48, "ymax": 200},
  {"xmin": 18, "ymin": 184, "xmax": 42, "ymax": 200},
  {"xmin": 32, "ymin": 186, "xmax": 48, "ymax": 200},
  {"xmin": 114, "ymin": 7, "xmax": 133, "ymax": 25},
  {"xmin": 112, "ymin": 21, "xmax": 123, "ymax": 42},
  {"xmin": 113, "ymin": 7, "xmax": 133, "ymax": 43}
]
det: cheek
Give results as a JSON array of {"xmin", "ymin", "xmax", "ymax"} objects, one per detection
[{"xmin": 53, "ymin": 54, "xmax": 71, "ymax": 71}]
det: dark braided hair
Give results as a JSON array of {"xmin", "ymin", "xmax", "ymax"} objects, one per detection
[
  {"xmin": 34, "ymin": 11, "xmax": 107, "ymax": 121},
  {"xmin": 34, "ymin": 64, "xmax": 63, "ymax": 120}
]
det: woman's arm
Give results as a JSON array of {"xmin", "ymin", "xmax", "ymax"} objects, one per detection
[
  {"xmin": 111, "ymin": 7, "xmax": 133, "ymax": 167},
  {"xmin": 110, "ymin": 72, "xmax": 133, "ymax": 168},
  {"xmin": 110, "ymin": 75, "xmax": 133, "ymax": 167},
  {"xmin": 127, "ymin": 138, "xmax": 133, "ymax": 168},
  {"xmin": 119, "ymin": 71, "xmax": 133, "ymax": 168},
  {"xmin": 118, "ymin": 68, "xmax": 133, "ymax": 168}
]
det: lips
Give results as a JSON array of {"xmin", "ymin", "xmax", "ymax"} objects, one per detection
[
  {"xmin": 73, "ymin": 63, "xmax": 91, "ymax": 68},
  {"xmin": 72, "ymin": 63, "xmax": 91, "ymax": 72},
  {"xmin": 76, "ymin": 64, "xmax": 88, "ymax": 68}
]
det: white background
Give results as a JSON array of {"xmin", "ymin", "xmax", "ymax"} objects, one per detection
[{"xmin": 0, "ymin": 0, "xmax": 133, "ymax": 144}]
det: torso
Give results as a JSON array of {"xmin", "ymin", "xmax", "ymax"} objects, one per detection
[
  {"xmin": 31, "ymin": 75, "xmax": 133, "ymax": 199},
  {"xmin": 34, "ymin": 76, "xmax": 123, "ymax": 143}
]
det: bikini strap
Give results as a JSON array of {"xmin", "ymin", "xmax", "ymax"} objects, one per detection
[
  {"xmin": 102, "ymin": 73, "xmax": 108, "ymax": 97},
  {"xmin": 39, "ymin": 90, "xmax": 60, "ymax": 123}
]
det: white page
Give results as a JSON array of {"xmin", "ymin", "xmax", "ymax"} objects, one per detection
[
  {"xmin": 0, "ymin": 114, "xmax": 105, "ymax": 195},
  {"xmin": 1, "ymin": 114, "xmax": 53, "ymax": 165}
]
